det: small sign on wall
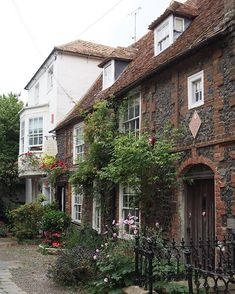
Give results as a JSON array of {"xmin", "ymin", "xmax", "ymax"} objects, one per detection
[{"xmin": 43, "ymin": 137, "xmax": 57, "ymax": 156}]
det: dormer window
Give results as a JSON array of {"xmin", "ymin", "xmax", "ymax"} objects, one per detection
[
  {"xmin": 154, "ymin": 15, "xmax": 186, "ymax": 55},
  {"xmin": 155, "ymin": 17, "xmax": 171, "ymax": 54},
  {"xmin": 174, "ymin": 17, "xmax": 184, "ymax": 32},
  {"xmin": 103, "ymin": 60, "xmax": 114, "ymax": 90}
]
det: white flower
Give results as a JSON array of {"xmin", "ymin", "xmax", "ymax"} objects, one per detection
[
  {"xmin": 105, "ymin": 243, "xmax": 108, "ymax": 247},
  {"xmin": 113, "ymin": 233, "xmax": 117, "ymax": 238},
  {"xmin": 155, "ymin": 222, "xmax": 159, "ymax": 228},
  {"xmin": 93, "ymin": 255, "xmax": 97, "ymax": 260},
  {"xmin": 112, "ymin": 220, "xmax": 116, "ymax": 225},
  {"xmin": 96, "ymin": 249, "xmax": 99, "ymax": 253},
  {"xmin": 104, "ymin": 278, "xmax": 108, "ymax": 283}
]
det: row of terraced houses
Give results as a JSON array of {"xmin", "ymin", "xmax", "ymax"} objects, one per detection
[{"xmin": 18, "ymin": 0, "xmax": 235, "ymax": 242}]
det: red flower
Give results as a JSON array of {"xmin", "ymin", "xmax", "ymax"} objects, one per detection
[
  {"xmin": 50, "ymin": 163, "xmax": 56, "ymax": 169},
  {"xmin": 58, "ymin": 161, "xmax": 64, "ymax": 167},
  {"xmin": 52, "ymin": 241, "xmax": 61, "ymax": 248}
]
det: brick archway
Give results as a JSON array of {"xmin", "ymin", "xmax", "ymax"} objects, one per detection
[{"xmin": 172, "ymin": 155, "xmax": 226, "ymax": 240}]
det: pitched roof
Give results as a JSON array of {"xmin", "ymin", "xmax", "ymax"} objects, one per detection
[
  {"xmin": 25, "ymin": 40, "xmax": 115, "ymax": 90},
  {"xmin": 148, "ymin": 1, "xmax": 198, "ymax": 30},
  {"xmin": 54, "ymin": 0, "xmax": 227, "ymax": 131},
  {"xmin": 55, "ymin": 39, "xmax": 115, "ymax": 59},
  {"xmin": 98, "ymin": 46, "xmax": 137, "ymax": 67},
  {"xmin": 97, "ymin": 0, "xmax": 226, "ymax": 99}
]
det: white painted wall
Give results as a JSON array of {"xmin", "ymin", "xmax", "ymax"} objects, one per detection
[
  {"xmin": 20, "ymin": 51, "xmax": 103, "ymax": 157},
  {"xmin": 55, "ymin": 53, "xmax": 102, "ymax": 124}
]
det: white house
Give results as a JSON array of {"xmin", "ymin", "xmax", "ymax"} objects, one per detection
[{"xmin": 18, "ymin": 40, "xmax": 114, "ymax": 204}]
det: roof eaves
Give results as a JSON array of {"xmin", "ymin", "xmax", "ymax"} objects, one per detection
[{"xmin": 24, "ymin": 48, "xmax": 56, "ymax": 90}]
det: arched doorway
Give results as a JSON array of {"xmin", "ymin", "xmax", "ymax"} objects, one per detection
[{"xmin": 184, "ymin": 164, "xmax": 215, "ymax": 244}]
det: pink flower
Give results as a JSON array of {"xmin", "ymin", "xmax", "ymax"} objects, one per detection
[
  {"xmin": 96, "ymin": 249, "xmax": 99, "ymax": 253},
  {"xmin": 113, "ymin": 233, "xmax": 117, "ymax": 238}
]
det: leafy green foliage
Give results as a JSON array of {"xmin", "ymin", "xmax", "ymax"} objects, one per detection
[
  {"xmin": 154, "ymin": 281, "xmax": 188, "ymax": 293},
  {"xmin": 8, "ymin": 202, "xmax": 45, "ymax": 241},
  {"xmin": 71, "ymin": 99, "xmax": 182, "ymax": 229},
  {"xmin": 0, "ymin": 94, "xmax": 23, "ymax": 196},
  {"xmin": 99, "ymin": 132, "xmax": 181, "ymax": 189},
  {"xmin": 41, "ymin": 210, "xmax": 71, "ymax": 234},
  {"xmin": 70, "ymin": 100, "xmax": 117, "ymax": 191},
  {"xmin": 90, "ymin": 223, "xmax": 135, "ymax": 294}
]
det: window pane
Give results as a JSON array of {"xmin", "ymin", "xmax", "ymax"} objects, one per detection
[{"xmin": 174, "ymin": 18, "xmax": 183, "ymax": 32}]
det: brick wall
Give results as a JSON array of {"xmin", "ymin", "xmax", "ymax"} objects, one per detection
[{"xmin": 141, "ymin": 31, "xmax": 235, "ymax": 239}]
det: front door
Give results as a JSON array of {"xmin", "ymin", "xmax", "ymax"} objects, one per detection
[
  {"xmin": 56, "ymin": 186, "xmax": 66, "ymax": 212},
  {"xmin": 185, "ymin": 179, "xmax": 215, "ymax": 245}
]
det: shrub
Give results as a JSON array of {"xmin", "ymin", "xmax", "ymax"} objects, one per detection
[
  {"xmin": 0, "ymin": 224, "xmax": 8, "ymax": 237},
  {"xmin": 47, "ymin": 245, "xmax": 95, "ymax": 286},
  {"xmin": 8, "ymin": 202, "xmax": 44, "ymax": 241},
  {"xmin": 90, "ymin": 225, "xmax": 135, "ymax": 294},
  {"xmin": 41, "ymin": 210, "xmax": 71, "ymax": 234}
]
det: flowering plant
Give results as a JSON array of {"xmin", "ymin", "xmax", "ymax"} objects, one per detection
[
  {"xmin": 42, "ymin": 231, "xmax": 63, "ymax": 248},
  {"xmin": 91, "ymin": 219, "xmax": 135, "ymax": 293},
  {"xmin": 40, "ymin": 155, "xmax": 68, "ymax": 185},
  {"xmin": 20, "ymin": 153, "xmax": 68, "ymax": 185}
]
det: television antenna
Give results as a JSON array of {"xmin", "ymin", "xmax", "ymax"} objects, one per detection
[{"xmin": 130, "ymin": 7, "xmax": 142, "ymax": 42}]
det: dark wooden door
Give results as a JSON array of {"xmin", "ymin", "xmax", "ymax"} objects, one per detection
[
  {"xmin": 185, "ymin": 179, "xmax": 215, "ymax": 245},
  {"xmin": 56, "ymin": 185, "xmax": 66, "ymax": 212}
]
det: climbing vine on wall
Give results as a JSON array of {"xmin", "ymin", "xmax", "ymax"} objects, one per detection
[{"xmin": 70, "ymin": 98, "xmax": 182, "ymax": 229}]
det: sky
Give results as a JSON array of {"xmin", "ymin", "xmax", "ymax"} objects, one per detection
[{"xmin": 0, "ymin": 0, "xmax": 171, "ymax": 101}]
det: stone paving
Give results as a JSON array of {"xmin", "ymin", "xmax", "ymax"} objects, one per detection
[{"xmin": 0, "ymin": 260, "xmax": 26, "ymax": 294}]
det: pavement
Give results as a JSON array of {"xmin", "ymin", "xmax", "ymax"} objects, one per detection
[{"xmin": 0, "ymin": 238, "xmax": 26, "ymax": 294}]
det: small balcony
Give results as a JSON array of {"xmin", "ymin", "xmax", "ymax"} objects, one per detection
[{"xmin": 18, "ymin": 151, "xmax": 44, "ymax": 178}]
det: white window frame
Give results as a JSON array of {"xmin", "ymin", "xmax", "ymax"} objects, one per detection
[
  {"xmin": 188, "ymin": 70, "xmax": 204, "ymax": 109},
  {"xmin": 72, "ymin": 187, "xmax": 83, "ymax": 224},
  {"xmin": 154, "ymin": 15, "xmax": 174, "ymax": 55},
  {"xmin": 34, "ymin": 83, "xmax": 39, "ymax": 105},
  {"xmin": 73, "ymin": 122, "xmax": 84, "ymax": 164},
  {"xmin": 174, "ymin": 17, "xmax": 184, "ymax": 33},
  {"xmin": 102, "ymin": 60, "xmax": 115, "ymax": 90},
  {"xmin": 20, "ymin": 120, "xmax": 25, "ymax": 154},
  {"xmin": 47, "ymin": 66, "xmax": 54, "ymax": 91},
  {"xmin": 121, "ymin": 91, "xmax": 141, "ymax": 137},
  {"xmin": 28, "ymin": 117, "xmax": 43, "ymax": 149},
  {"xmin": 92, "ymin": 195, "xmax": 101, "ymax": 233},
  {"xmin": 119, "ymin": 184, "xmax": 140, "ymax": 237}
]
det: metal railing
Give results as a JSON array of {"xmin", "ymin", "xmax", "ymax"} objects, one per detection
[{"xmin": 134, "ymin": 232, "xmax": 235, "ymax": 293}]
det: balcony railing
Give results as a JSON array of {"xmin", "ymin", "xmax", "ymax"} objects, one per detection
[{"xmin": 18, "ymin": 151, "xmax": 44, "ymax": 177}]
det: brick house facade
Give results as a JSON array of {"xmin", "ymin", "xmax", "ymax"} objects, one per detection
[{"xmin": 54, "ymin": 0, "xmax": 235, "ymax": 241}]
